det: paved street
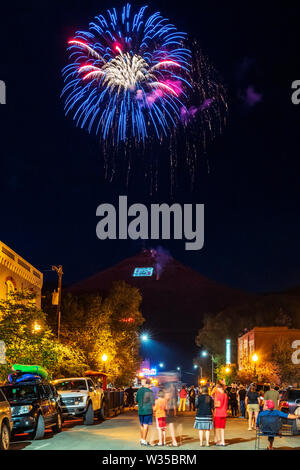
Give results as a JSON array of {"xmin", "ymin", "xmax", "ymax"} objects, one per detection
[{"xmin": 9, "ymin": 410, "xmax": 300, "ymax": 450}]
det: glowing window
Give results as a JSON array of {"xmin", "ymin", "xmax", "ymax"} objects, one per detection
[{"xmin": 133, "ymin": 267, "xmax": 154, "ymax": 277}]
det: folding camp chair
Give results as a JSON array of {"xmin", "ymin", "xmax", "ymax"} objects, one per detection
[{"xmin": 255, "ymin": 414, "xmax": 282, "ymax": 450}]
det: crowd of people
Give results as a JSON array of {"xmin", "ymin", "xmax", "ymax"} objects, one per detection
[{"xmin": 130, "ymin": 380, "xmax": 299, "ymax": 449}]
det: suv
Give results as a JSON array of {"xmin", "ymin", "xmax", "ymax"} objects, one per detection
[
  {"xmin": 0, "ymin": 389, "xmax": 13, "ymax": 450},
  {"xmin": 1, "ymin": 379, "xmax": 63, "ymax": 440},
  {"xmin": 279, "ymin": 388, "xmax": 300, "ymax": 435},
  {"xmin": 52, "ymin": 377, "xmax": 104, "ymax": 425}
]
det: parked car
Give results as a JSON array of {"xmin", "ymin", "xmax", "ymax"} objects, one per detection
[
  {"xmin": 52, "ymin": 377, "xmax": 104, "ymax": 425},
  {"xmin": 1, "ymin": 379, "xmax": 63, "ymax": 440},
  {"xmin": 280, "ymin": 388, "xmax": 300, "ymax": 414},
  {"xmin": 0, "ymin": 388, "xmax": 13, "ymax": 450},
  {"xmin": 279, "ymin": 388, "xmax": 300, "ymax": 435}
]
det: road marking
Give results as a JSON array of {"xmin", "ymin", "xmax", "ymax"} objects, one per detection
[{"xmin": 32, "ymin": 443, "xmax": 50, "ymax": 450}]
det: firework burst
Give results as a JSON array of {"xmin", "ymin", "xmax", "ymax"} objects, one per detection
[
  {"xmin": 62, "ymin": 4, "xmax": 228, "ymax": 194},
  {"xmin": 62, "ymin": 3, "xmax": 191, "ymax": 142}
]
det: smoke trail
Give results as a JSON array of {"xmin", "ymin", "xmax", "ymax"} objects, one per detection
[{"xmin": 150, "ymin": 246, "xmax": 173, "ymax": 280}]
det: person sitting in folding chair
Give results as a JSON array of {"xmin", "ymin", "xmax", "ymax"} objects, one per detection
[{"xmin": 256, "ymin": 399, "xmax": 299, "ymax": 450}]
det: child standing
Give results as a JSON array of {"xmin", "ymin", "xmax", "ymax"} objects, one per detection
[
  {"xmin": 194, "ymin": 386, "xmax": 214, "ymax": 447},
  {"xmin": 153, "ymin": 390, "xmax": 167, "ymax": 446}
]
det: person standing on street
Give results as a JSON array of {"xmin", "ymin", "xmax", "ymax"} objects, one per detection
[
  {"xmin": 213, "ymin": 383, "xmax": 228, "ymax": 446},
  {"xmin": 178, "ymin": 386, "xmax": 187, "ymax": 412},
  {"xmin": 153, "ymin": 390, "xmax": 168, "ymax": 446},
  {"xmin": 246, "ymin": 384, "xmax": 260, "ymax": 430},
  {"xmin": 136, "ymin": 379, "xmax": 155, "ymax": 446},
  {"xmin": 125, "ymin": 385, "xmax": 135, "ymax": 411},
  {"xmin": 264, "ymin": 384, "xmax": 280, "ymax": 410},
  {"xmin": 229, "ymin": 386, "xmax": 238, "ymax": 417},
  {"xmin": 194, "ymin": 386, "xmax": 214, "ymax": 447},
  {"xmin": 238, "ymin": 385, "xmax": 246, "ymax": 418},
  {"xmin": 189, "ymin": 385, "xmax": 196, "ymax": 412},
  {"xmin": 164, "ymin": 386, "xmax": 178, "ymax": 447}
]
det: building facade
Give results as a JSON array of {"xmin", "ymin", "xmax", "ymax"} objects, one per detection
[
  {"xmin": 238, "ymin": 326, "xmax": 300, "ymax": 369},
  {"xmin": 0, "ymin": 240, "xmax": 43, "ymax": 307}
]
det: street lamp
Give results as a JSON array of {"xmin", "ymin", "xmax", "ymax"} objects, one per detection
[
  {"xmin": 193, "ymin": 363, "xmax": 203, "ymax": 381},
  {"xmin": 32, "ymin": 321, "xmax": 42, "ymax": 334},
  {"xmin": 201, "ymin": 350, "xmax": 214, "ymax": 383},
  {"xmin": 159, "ymin": 363, "xmax": 164, "ymax": 368},
  {"xmin": 101, "ymin": 353, "xmax": 108, "ymax": 373},
  {"xmin": 140, "ymin": 333, "xmax": 149, "ymax": 342},
  {"xmin": 252, "ymin": 353, "xmax": 258, "ymax": 380}
]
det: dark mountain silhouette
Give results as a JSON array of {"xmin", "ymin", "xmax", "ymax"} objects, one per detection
[{"xmin": 66, "ymin": 249, "xmax": 254, "ymax": 373}]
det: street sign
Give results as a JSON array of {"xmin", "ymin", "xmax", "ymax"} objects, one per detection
[
  {"xmin": 0, "ymin": 341, "xmax": 6, "ymax": 364},
  {"xmin": 52, "ymin": 290, "xmax": 59, "ymax": 305}
]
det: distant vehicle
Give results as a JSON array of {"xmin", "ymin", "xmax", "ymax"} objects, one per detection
[
  {"xmin": 279, "ymin": 388, "xmax": 300, "ymax": 435},
  {"xmin": 52, "ymin": 377, "xmax": 104, "ymax": 425},
  {"xmin": 1, "ymin": 379, "xmax": 63, "ymax": 440},
  {"xmin": 0, "ymin": 388, "xmax": 13, "ymax": 450}
]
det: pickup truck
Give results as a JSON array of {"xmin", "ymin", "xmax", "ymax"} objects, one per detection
[{"xmin": 52, "ymin": 377, "xmax": 104, "ymax": 425}]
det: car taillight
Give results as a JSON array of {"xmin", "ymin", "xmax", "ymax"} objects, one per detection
[{"xmin": 281, "ymin": 401, "xmax": 289, "ymax": 408}]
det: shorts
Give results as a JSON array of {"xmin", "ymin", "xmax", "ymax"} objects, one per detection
[
  {"xmin": 214, "ymin": 416, "xmax": 226, "ymax": 429},
  {"xmin": 247, "ymin": 404, "xmax": 259, "ymax": 413},
  {"xmin": 139, "ymin": 414, "xmax": 153, "ymax": 426},
  {"xmin": 156, "ymin": 417, "xmax": 166, "ymax": 429}
]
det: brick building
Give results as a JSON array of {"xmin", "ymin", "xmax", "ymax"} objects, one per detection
[
  {"xmin": 0, "ymin": 240, "xmax": 43, "ymax": 307},
  {"xmin": 238, "ymin": 326, "xmax": 300, "ymax": 369}
]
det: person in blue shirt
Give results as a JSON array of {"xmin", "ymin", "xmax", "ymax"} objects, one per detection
[{"xmin": 256, "ymin": 399, "xmax": 299, "ymax": 449}]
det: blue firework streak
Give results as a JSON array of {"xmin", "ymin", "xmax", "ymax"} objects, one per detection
[{"xmin": 62, "ymin": 3, "xmax": 192, "ymax": 143}]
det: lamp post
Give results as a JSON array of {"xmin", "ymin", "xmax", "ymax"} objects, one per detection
[
  {"xmin": 252, "ymin": 353, "xmax": 258, "ymax": 380},
  {"xmin": 52, "ymin": 265, "xmax": 63, "ymax": 341},
  {"xmin": 102, "ymin": 353, "xmax": 108, "ymax": 373},
  {"xmin": 201, "ymin": 351, "xmax": 214, "ymax": 383}
]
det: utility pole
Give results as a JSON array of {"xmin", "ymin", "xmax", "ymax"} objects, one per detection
[{"xmin": 52, "ymin": 265, "xmax": 63, "ymax": 341}]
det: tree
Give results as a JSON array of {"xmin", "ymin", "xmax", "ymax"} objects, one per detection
[
  {"xmin": 236, "ymin": 359, "xmax": 280, "ymax": 384},
  {"xmin": 59, "ymin": 281, "xmax": 145, "ymax": 387},
  {"xmin": 272, "ymin": 339, "xmax": 300, "ymax": 386},
  {"xmin": 0, "ymin": 290, "xmax": 86, "ymax": 381}
]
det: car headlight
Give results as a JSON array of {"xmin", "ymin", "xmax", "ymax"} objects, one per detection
[
  {"xmin": 74, "ymin": 396, "xmax": 85, "ymax": 404},
  {"xmin": 11, "ymin": 405, "xmax": 33, "ymax": 416}
]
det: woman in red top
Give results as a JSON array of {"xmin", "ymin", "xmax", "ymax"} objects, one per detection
[
  {"xmin": 213, "ymin": 383, "xmax": 228, "ymax": 446},
  {"xmin": 178, "ymin": 386, "xmax": 187, "ymax": 412}
]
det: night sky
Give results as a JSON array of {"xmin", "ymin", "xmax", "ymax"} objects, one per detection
[{"xmin": 0, "ymin": 1, "xmax": 300, "ymax": 294}]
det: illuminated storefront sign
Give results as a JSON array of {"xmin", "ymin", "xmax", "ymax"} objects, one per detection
[
  {"xmin": 226, "ymin": 339, "xmax": 231, "ymax": 365},
  {"xmin": 139, "ymin": 367, "xmax": 157, "ymax": 377},
  {"xmin": 133, "ymin": 267, "xmax": 154, "ymax": 277}
]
